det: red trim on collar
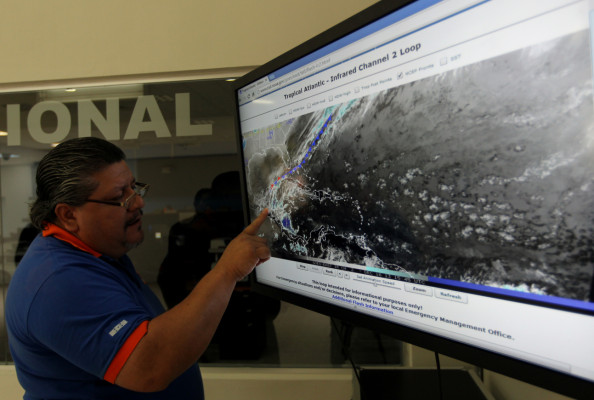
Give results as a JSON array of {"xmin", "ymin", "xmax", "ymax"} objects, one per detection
[{"xmin": 43, "ymin": 223, "xmax": 102, "ymax": 258}]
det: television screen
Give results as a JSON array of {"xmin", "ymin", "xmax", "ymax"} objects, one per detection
[{"xmin": 233, "ymin": 0, "xmax": 594, "ymax": 396}]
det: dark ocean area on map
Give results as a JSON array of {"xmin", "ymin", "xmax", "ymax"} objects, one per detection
[{"xmin": 245, "ymin": 31, "xmax": 594, "ymax": 301}]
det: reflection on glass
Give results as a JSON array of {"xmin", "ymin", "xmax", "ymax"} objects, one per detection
[{"xmin": 0, "ymin": 80, "xmax": 401, "ymax": 367}]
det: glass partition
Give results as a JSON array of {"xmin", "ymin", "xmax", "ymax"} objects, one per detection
[{"xmin": 0, "ymin": 79, "xmax": 401, "ymax": 368}]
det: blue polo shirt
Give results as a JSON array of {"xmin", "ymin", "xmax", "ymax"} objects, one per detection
[{"xmin": 5, "ymin": 224, "xmax": 204, "ymax": 399}]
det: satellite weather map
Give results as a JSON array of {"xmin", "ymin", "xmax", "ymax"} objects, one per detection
[{"xmin": 242, "ymin": 32, "xmax": 594, "ymax": 301}]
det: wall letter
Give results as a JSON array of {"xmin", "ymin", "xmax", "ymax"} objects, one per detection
[
  {"xmin": 28, "ymin": 101, "xmax": 71, "ymax": 144},
  {"xmin": 124, "ymin": 95, "xmax": 171, "ymax": 140},
  {"xmin": 175, "ymin": 93, "xmax": 212, "ymax": 136},
  {"xmin": 78, "ymin": 99, "xmax": 120, "ymax": 140},
  {"xmin": 7, "ymin": 104, "xmax": 21, "ymax": 146}
]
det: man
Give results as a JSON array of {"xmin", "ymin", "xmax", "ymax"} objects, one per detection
[{"xmin": 5, "ymin": 137, "xmax": 270, "ymax": 399}]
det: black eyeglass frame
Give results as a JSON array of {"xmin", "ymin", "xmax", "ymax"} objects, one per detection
[{"xmin": 85, "ymin": 182, "xmax": 150, "ymax": 209}]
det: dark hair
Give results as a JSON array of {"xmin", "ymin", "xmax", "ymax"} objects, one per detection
[{"xmin": 30, "ymin": 137, "xmax": 126, "ymax": 229}]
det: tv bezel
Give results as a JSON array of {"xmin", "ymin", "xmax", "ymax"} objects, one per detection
[{"xmin": 231, "ymin": 0, "xmax": 594, "ymax": 397}]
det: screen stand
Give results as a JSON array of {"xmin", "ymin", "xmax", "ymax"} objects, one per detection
[{"xmin": 354, "ymin": 367, "xmax": 494, "ymax": 400}]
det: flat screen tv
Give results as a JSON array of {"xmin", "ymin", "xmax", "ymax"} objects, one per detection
[{"xmin": 232, "ymin": 0, "xmax": 594, "ymax": 397}]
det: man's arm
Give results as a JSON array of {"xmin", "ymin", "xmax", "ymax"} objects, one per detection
[{"xmin": 114, "ymin": 209, "xmax": 270, "ymax": 392}]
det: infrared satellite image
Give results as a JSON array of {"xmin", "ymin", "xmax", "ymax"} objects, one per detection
[{"xmin": 242, "ymin": 31, "xmax": 594, "ymax": 301}]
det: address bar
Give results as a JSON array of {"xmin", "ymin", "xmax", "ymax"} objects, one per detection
[{"xmin": 257, "ymin": 0, "xmax": 486, "ymax": 97}]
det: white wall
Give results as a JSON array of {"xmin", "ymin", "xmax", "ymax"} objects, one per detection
[
  {"xmin": 0, "ymin": 365, "xmax": 355, "ymax": 400},
  {"xmin": 0, "ymin": 0, "xmax": 377, "ymax": 88},
  {"xmin": 0, "ymin": 366, "xmax": 24, "ymax": 399},
  {"xmin": 0, "ymin": 363, "xmax": 575, "ymax": 400}
]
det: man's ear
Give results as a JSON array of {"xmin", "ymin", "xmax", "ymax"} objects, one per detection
[{"xmin": 54, "ymin": 203, "xmax": 79, "ymax": 232}]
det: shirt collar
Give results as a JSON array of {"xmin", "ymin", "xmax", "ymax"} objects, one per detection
[{"xmin": 42, "ymin": 223, "xmax": 102, "ymax": 258}]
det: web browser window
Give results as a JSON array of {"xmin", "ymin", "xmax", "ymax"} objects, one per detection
[{"xmin": 237, "ymin": 0, "xmax": 594, "ymax": 383}]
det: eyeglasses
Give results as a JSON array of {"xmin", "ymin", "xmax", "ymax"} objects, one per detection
[{"xmin": 86, "ymin": 182, "xmax": 150, "ymax": 209}]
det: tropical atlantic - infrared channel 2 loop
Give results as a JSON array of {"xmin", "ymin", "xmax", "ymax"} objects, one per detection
[{"xmin": 270, "ymin": 115, "xmax": 333, "ymax": 190}]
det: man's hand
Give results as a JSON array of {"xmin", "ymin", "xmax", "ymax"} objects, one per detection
[
  {"xmin": 115, "ymin": 209, "xmax": 271, "ymax": 392},
  {"xmin": 216, "ymin": 208, "xmax": 271, "ymax": 281}
]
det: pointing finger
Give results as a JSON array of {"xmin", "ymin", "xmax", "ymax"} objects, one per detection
[{"xmin": 243, "ymin": 208, "xmax": 269, "ymax": 236}]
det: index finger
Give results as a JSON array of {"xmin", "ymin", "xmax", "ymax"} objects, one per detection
[{"xmin": 243, "ymin": 208, "xmax": 269, "ymax": 235}]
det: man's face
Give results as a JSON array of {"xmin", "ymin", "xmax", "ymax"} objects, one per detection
[{"xmin": 73, "ymin": 160, "xmax": 145, "ymax": 259}]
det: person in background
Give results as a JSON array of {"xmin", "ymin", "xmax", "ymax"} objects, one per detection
[
  {"xmin": 5, "ymin": 137, "xmax": 270, "ymax": 399},
  {"xmin": 158, "ymin": 172, "xmax": 245, "ymax": 309},
  {"xmin": 158, "ymin": 188, "xmax": 220, "ymax": 308},
  {"xmin": 158, "ymin": 172, "xmax": 280, "ymax": 362}
]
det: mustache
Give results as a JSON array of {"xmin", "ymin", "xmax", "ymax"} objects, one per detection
[{"xmin": 125, "ymin": 209, "xmax": 143, "ymax": 227}]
